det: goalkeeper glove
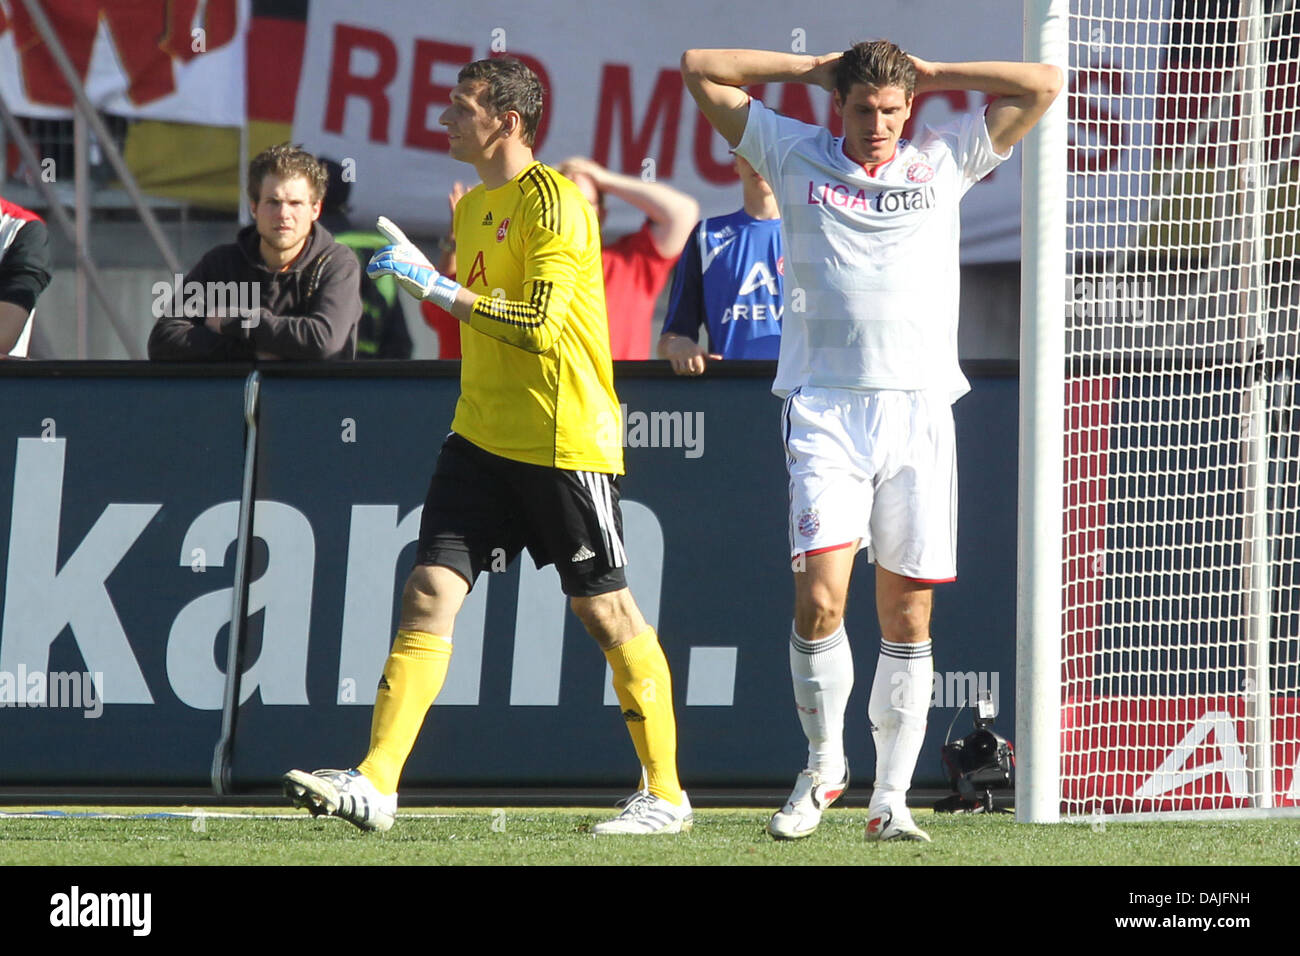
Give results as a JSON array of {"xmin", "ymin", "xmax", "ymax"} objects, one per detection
[{"xmin": 367, "ymin": 216, "xmax": 462, "ymax": 311}]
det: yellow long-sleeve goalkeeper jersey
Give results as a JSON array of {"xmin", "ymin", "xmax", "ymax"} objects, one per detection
[{"xmin": 450, "ymin": 161, "xmax": 623, "ymax": 474}]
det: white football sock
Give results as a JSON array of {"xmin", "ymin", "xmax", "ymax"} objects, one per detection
[
  {"xmin": 867, "ymin": 638, "xmax": 933, "ymax": 813},
  {"xmin": 789, "ymin": 622, "xmax": 853, "ymax": 782}
]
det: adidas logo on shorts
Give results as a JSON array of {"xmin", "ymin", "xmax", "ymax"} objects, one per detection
[{"xmin": 571, "ymin": 545, "xmax": 596, "ymax": 562}]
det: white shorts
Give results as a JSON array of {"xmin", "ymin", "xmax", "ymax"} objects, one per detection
[{"xmin": 782, "ymin": 386, "xmax": 958, "ymax": 582}]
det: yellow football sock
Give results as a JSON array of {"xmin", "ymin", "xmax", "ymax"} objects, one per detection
[
  {"xmin": 357, "ymin": 629, "xmax": 452, "ymax": 795},
  {"xmin": 605, "ymin": 628, "xmax": 683, "ymax": 804}
]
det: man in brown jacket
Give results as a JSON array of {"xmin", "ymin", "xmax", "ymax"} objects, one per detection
[{"xmin": 148, "ymin": 144, "xmax": 361, "ymax": 360}]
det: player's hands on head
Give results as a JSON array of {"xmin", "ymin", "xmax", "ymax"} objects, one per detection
[
  {"xmin": 661, "ymin": 336, "xmax": 719, "ymax": 376},
  {"xmin": 806, "ymin": 53, "xmax": 840, "ymax": 92},
  {"xmin": 907, "ymin": 54, "xmax": 936, "ymax": 88},
  {"xmin": 368, "ymin": 216, "xmax": 441, "ymax": 300}
]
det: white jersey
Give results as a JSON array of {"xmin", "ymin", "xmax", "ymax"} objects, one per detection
[{"xmin": 736, "ymin": 98, "xmax": 1011, "ymax": 401}]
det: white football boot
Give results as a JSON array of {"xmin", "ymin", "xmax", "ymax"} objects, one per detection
[
  {"xmin": 283, "ymin": 768, "xmax": 396, "ymax": 832},
  {"xmin": 767, "ymin": 765, "xmax": 850, "ymax": 840},
  {"xmin": 864, "ymin": 804, "xmax": 931, "ymax": 843},
  {"xmin": 592, "ymin": 790, "xmax": 693, "ymax": 834}
]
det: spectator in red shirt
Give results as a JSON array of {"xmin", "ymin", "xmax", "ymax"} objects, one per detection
[
  {"xmin": 424, "ymin": 158, "xmax": 698, "ymax": 360},
  {"xmin": 557, "ymin": 156, "xmax": 698, "ymax": 359},
  {"xmin": 423, "ymin": 181, "xmax": 470, "ymax": 358}
]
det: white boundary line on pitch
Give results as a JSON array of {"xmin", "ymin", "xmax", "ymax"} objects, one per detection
[{"xmin": 0, "ymin": 810, "xmax": 457, "ymax": 821}]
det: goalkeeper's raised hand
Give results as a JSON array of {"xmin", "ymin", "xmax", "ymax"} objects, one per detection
[{"xmin": 367, "ymin": 216, "xmax": 462, "ymax": 311}]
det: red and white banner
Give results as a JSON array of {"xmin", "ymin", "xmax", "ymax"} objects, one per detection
[
  {"xmin": 0, "ymin": 0, "xmax": 248, "ymax": 127},
  {"xmin": 1062, "ymin": 695, "xmax": 1300, "ymax": 814},
  {"xmin": 291, "ymin": 0, "xmax": 1024, "ymax": 261}
]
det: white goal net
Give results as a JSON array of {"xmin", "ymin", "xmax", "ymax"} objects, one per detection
[{"xmin": 1052, "ymin": 0, "xmax": 1300, "ymax": 819}]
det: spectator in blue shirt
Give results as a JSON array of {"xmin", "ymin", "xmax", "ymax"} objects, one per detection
[{"xmin": 657, "ymin": 155, "xmax": 783, "ymax": 375}]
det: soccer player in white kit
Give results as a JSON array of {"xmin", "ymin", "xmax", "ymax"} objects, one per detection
[{"xmin": 682, "ymin": 41, "xmax": 1060, "ymax": 841}]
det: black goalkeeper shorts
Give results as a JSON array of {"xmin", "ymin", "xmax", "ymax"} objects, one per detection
[{"xmin": 416, "ymin": 432, "xmax": 629, "ymax": 597}]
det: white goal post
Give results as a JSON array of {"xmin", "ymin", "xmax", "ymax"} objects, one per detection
[{"xmin": 1018, "ymin": 0, "xmax": 1300, "ymax": 822}]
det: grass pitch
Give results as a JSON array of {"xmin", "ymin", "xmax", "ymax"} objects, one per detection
[{"xmin": 2, "ymin": 806, "xmax": 1299, "ymax": 866}]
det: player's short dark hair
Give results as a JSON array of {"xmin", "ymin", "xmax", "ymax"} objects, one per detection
[
  {"xmin": 248, "ymin": 143, "xmax": 328, "ymax": 204},
  {"xmin": 458, "ymin": 56, "xmax": 544, "ymax": 147},
  {"xmin": 834, "ymin": 40, "xmax": 916, "ymax": 100}
]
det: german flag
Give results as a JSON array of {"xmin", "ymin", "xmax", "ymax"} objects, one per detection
[{"xmin": 123, "ymin": 1, "xmax": 309, "ymax": 211}]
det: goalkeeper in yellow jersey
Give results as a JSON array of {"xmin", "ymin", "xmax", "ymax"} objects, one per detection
[{"xmin": 282, "ymin": 56, "xmax": 690, "ymax": 834}]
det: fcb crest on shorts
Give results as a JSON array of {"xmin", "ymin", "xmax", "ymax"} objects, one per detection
[
  {"xmin": 796, "ymin": 507, "xmax": 820, "ymax": 538},
  {"xmin": 905, "ymin": 161, "xmax": 935, "ymax": 184}
]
